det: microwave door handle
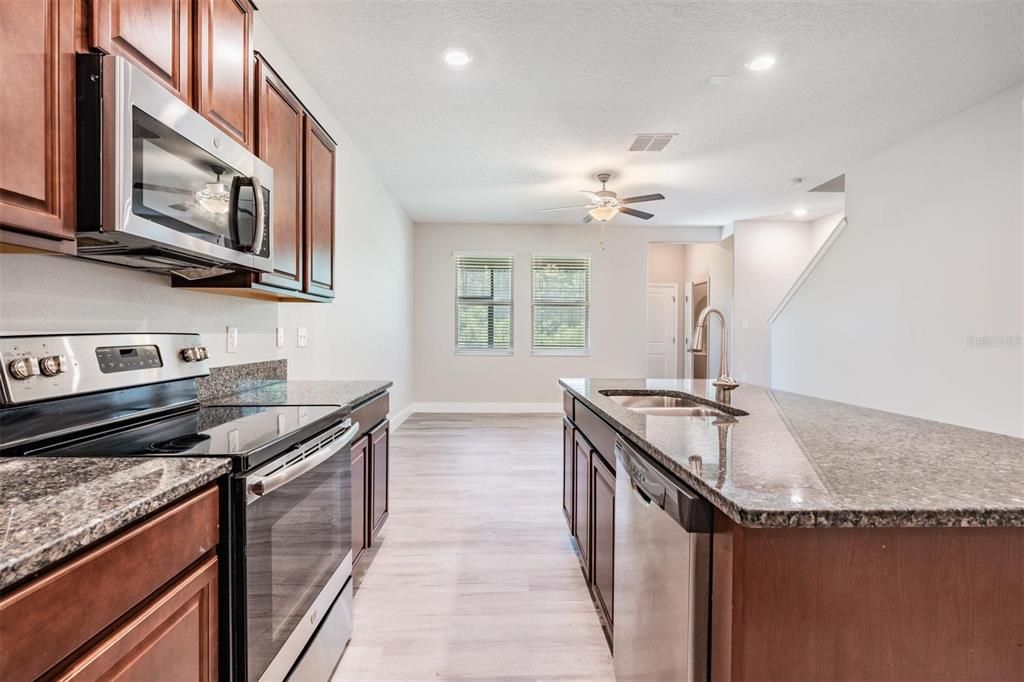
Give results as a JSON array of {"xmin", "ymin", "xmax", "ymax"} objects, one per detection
[
  {"xmin": 246, "ymin": 420, "xmax": 359, "ymax": 500},
  {"xmin": 249, "ymin": 175, "xmax": 265, "ymax": 256}
]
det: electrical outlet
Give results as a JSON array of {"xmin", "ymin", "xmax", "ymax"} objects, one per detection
[
  {"xmin": 741, "ymin": 319, "xmax": 750, "ymax": 330},
  {"xmin": 297, "ymin": 327, "xmax": 309, "ymax": 348},
  {"xmin": 226, "ymin": 326, "xmax": 238, "ymax": 353},
  {"xmin": 275, "ymin": 327, "xmax": 285, "ymax": 348}
]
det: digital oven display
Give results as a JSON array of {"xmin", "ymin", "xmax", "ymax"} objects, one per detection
[{"xmin": 96, "ymin": 345, "xmax": 163, "ymax": 373}]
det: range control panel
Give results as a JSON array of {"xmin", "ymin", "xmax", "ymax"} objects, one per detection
[{"xmin": 0, "ymin": 333, "xmax": 210, "ymax": 405}]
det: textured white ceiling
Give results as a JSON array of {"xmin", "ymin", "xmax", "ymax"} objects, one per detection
[{"xmin": 260, "ymin": 1, "xmax": 1023, "ymax": 226}]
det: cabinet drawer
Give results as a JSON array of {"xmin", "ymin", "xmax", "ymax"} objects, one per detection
[
  {"xmin": 0, "ymin": 486, "xmax": 219, "ymax": 679},
  {"xmin": 56, "ymin": 556, "xmax": 218, "ymax": 681},
  {"xmin": 350, "ymin": 392, "xmax": 389, "ymax": 439},
  {"xmin": 575, "ymin": 402, "xmax": 616, "ymax": 472}
]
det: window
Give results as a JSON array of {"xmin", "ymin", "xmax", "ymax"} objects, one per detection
[
  {"xmin": 455, "ymin": 253, "xmax": 513, "ymax": 353},
  {"xmin": 532, "ymin": 255, "xmax": 590, "ymax": 354}
]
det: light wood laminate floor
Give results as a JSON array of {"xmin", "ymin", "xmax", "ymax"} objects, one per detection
[{"xmin": 333, "ymin": 413, "xmax": 614, "ymax": 682}]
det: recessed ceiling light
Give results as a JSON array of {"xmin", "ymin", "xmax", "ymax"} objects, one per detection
[
  {"xmin": 443, "ymin": 48, "xmax": 473, "ymax": 68},
  {"xmin": 745, "ymin": 54, "xmax": 776, "ymax": 72},
  {"xmin": 792, "ymin": 207, "xmax": 809, "ymax": 217}
]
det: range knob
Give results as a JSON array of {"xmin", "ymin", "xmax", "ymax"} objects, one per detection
[
  {"xmin": 180, "ymin": 347, "xmax": 198, "ymax": 362},
  {"xmin": 197, "ymin": 346, "xmax": 209, "ymax": 360},
  {"xmin": 8, "ymin": 357, "xmax": 40, "ymax": 380},
  {"xmin": 39, "ymin": 354, "xmax": 68, "ymax": 377}
]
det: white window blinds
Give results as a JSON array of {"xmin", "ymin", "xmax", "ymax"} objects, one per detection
[
  {"xmin": 455, "ymin": 254, "xmax": 514, "ymax": 352},
  {"xmin": 532, "ymin": 255, "xmax": 590, "ymax": 352}
]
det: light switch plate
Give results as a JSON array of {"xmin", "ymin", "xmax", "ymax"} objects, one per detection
[
  {"xmin": 741, "ymin": 319, "xmax": 750, "ymax": 330},
  {"xmin": 226, "ymin": 326, "xmax": 239, "ymax": 353},
  {"xmin": 275, "ymin": 327, "xmax": 285, "ymax": 348},
  {"xmin": 297, "ymin": 327, "xmax": 309, "ymax": 347}
]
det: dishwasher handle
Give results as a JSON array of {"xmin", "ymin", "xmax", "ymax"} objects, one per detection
[{"xmin": 616, "ymin": 438, "xmax": 713, "ymax": 533}]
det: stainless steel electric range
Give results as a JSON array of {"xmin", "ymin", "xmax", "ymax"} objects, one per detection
[{"xmin": 0, "ymin": 333, "xmax": 356, "ymax": 681}]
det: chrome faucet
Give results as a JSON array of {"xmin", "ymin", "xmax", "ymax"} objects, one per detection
[{"xmin": 689, "ymin": 307, "xmax": 739, "ymax": 401}]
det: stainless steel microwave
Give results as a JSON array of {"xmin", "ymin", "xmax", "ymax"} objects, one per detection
[{"xmin": 75, "ymin": 54, "xmax": 273, "ymax": 278}]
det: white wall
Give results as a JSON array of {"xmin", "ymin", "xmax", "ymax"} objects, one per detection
[
  {"xmin": 732, "ymin": 221, "xmax": 817, "ymax": 386},
  {"xmin": 772, "ymin": 85, "xmax": 1023, "ymax": 436},
  {"xmin": 810, "ymin": 211, "xmax": 845, "ymax": 252},
  {"xmin": 0, "ymin": 17, "xmax": 415, "ymax": 411},
  {"xmin": 413, "ymin": 223, "xmax": 722, "ymax": 405}
]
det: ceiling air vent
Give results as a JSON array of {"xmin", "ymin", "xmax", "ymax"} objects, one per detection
[{"xmin": 629, "ymin": 133, "xmax": 676, "ymax": 152}]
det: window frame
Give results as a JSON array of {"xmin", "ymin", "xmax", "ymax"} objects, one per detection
[
  {"xmin": 453, "ymin": 251, "xmax": 515, "ymax": 356},
  {"xmin": 530, "ymin": 253, "xmax": 591, "ymax": 356}
]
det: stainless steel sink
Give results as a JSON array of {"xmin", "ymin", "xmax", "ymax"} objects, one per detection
[{"xmin": 599, "ymin": 391, "xmax": 741, "ymax": 418}]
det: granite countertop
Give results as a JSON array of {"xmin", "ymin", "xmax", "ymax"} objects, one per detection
[
  {"xmin": 561, "ymin": 378, "xmax": 1024, "ymax": 529},
  {"xmin": 0, "ymin": 457, "xmax": 232, "ymax": 591},
  {"xmin": 203, "ymin": 379, "xmax": 393, "ymax": 409}
]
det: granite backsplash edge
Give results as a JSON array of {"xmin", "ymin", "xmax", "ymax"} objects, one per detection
[{"xmin": 196, "ymin": 360, "xmax": 288, "ymax": 401}]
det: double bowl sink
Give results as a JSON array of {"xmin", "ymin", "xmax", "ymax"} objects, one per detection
[{"xmin": 599, "ymin": 390, "xmax": 747, "ymax": 419}]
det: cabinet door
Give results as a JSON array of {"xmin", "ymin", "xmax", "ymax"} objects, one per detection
[
  {"xmin": 57, "ymin": 556, "xmax": 218, "ymax": 681},
  {"xmin": 370, "ymin": 422, "xmax": 389, "ymax": 535},
  {"xmin": 573, "ymin": 432, "xmax": 591, "ymax": 576},
  {"xmin": 351, "ymin": 434, "xmax": 369, "ymax": 566},
  {"xmin": 0, "ymin": 0, "xmax": 75, "ymax": 243},
  {"xmin": 562, "ymin": 417, "xmax": 574, "ymax": 529},
  {"xmin": 592, "ymin": 454, "xmax": 615, "ymax": 628},
  {"xmin": 255, "ymin": 56, "xmax": 304, "ymax": 291},
  {"xmin": 195, "ymin": 0, "xmax": 253, "ymax": 148},
  {"xmin": 90, "ymin": 0, "xmax": 191, "ymax": 103},
  {"xmin": 303, "ymin": 116, "xmax": 335, "ymax": 298}
]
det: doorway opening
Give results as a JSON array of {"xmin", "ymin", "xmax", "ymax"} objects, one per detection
[{"xmin": 646, "ymin": 240, "xmax": 734, "ymax": 379}]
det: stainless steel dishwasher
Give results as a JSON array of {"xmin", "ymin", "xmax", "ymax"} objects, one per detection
[{"xmin": 614, "ymin": 437, "xmax": 713, "ymax": 681}]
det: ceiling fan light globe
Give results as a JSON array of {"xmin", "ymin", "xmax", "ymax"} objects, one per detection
[{"xmin": 588, "ymin": 206, "xmax": 618, "ymax": 222}]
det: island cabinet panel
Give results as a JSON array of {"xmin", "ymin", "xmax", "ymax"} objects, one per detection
[
  {"xmin": 57, "ymin": 556, "xmax": 218, "ymax": 681},
  {"xmin": 561, "ymin": 416, "xmax": 574, "ymax": 528},
  {"xmin": 255, "ymin": 56, "xmax": 304, "ymax": 291},
  {"xmin": 0, "ymin": 0, "xmax": 76, "ymax": 251},
  {"xmin": 89, "ymin": 0, "xmax": 191, "ymax": 103},
  {"xmin": 370, "ymin": 422, "xmax": 390, "ymax": 534},
  {"xmin": 572, "ymin": 431, "xmax": 591, "ymax": 575},
  {"xmin": 591, "ymin": 452, "xmax": 615, "ymax": 629},
  {"xmin": 710, "ymin": 511, "xmax": 1024, "ymax": 682},
  {"xmin": 195, "ymin": 0, "xmax": 254, "ymax": 149},
  {"xmin": 574, "ymin": 401, "xmax": 615, "ymax": 472},
  {"xmin": 351, "ymin": 433, "xmax": 369, "ymax": 566},
  {"xmin": 0, "ymin": 485, "xmax": 219, "ymax": 680},
  {"xmin": 303, "ymin": 116, "xmax": 336, "ymax": 298}
]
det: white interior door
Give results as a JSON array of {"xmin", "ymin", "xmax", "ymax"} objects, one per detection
[{"xmin": 646, "ymin": 284, "xmax": 678, "ymax": 378}]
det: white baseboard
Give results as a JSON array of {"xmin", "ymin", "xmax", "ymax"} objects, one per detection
[
  {"xmin": 405, "ymin": 402, "xmax": 563, "ymax": 415},
  {"xmin": 389, "ymin": 403, "xmax": 415, "ymax": 431}
]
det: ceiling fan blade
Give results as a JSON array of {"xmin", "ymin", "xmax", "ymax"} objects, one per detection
[
  {"xmin": 581, "ymin": 213, "xmax": 594, "ymax": 224},
  {"xmin": 621, "ymin": 193, "xmax": 665, "ymax": 204},
  {"xmin": 619, "ymin": 207, "xmax": 654, "ymax": 220},
  {"xmin": 541, "ymin": 205, "xmax": 590, "ymax": 212},
  {"xmin": 579, "ymin": 190, "xmax": 603, "ymax": 203}
]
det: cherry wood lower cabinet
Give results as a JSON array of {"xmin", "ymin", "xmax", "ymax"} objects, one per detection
[
  {"xmin": 370, "ymin": 422, "xmax": 390, "ymax": 533},
  {"xmin": 0, "ymin": 485, "xmax": 221, "ymax": 681},
  {"xmin": 591, "ymin": 453, "xmax": 615, "ymax": 629},
  {"xmin": 0, "ymin": 0, "xmax": 77, "ymax": 253},
  {"xmin": 351, "ymin": 433, "xmax": 369, "ymax": 565}
]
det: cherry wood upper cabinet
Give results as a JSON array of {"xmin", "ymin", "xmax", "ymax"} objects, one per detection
[
  {"xmin": 195, "ymin": 0, "xmax": 254, "ymax": 149},
  {"xmin": 89, "ymin": 0, "xmax": 191, "ymax": 103},
  {"xmin": 304, "ymin": 116, "xmax": 336, "ymax": 298},
  {"xmin": 255, "ymin": 55, "xmax": 304, "ymax": 291},
  {"xmin": 0, "ymin": 0, "xmax": 76, "ymax": 250}
]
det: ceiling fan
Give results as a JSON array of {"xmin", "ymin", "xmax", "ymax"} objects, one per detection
[{"xmin": 542, "ymin": 173, "xmax": 665, "ymax": 223}]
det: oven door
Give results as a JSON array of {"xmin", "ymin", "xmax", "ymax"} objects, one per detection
[
  {"xmin": 83, "ymin": 55, "xmax": 273, "ymax": 272},
  {"xmin": 243, "ymin": 419, "xmax": 357, "ymax": 682}
]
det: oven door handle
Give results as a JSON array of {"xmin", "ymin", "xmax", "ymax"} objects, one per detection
[
  {"xmin": 249, "ymin": 175, "xmax": 265, "ymax": 256},
  {"xmin": 246, "ymin": 420, "xmax": 359, "ymax": 499}
]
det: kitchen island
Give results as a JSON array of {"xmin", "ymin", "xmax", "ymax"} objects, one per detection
[{"xmin": 560, "ymin": 378, "xmax": 1024, "ymax": 681}]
